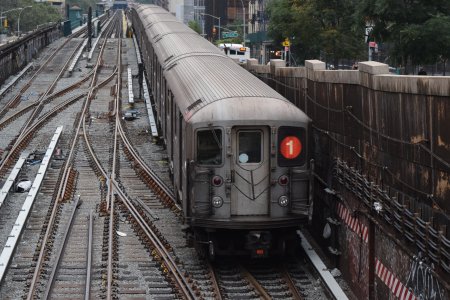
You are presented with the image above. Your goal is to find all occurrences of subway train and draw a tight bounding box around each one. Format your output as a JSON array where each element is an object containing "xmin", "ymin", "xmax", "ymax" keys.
[{"xmin": 130, "ymin": 4, "xmax": 312, "ymax": 258}]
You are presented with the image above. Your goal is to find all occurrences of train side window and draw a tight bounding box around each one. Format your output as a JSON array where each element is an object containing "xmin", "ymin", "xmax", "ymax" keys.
[
  {"xmin": 238, "ymin": 131, "xmax": 262, "ymax": 164},
  {"xmin": 197, "ymin": 129, "xmax": 222, "ymax": 165}
]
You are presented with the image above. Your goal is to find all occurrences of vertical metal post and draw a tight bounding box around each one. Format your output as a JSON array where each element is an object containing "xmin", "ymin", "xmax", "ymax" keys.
[
  {"xmin": 368, "ymin": 216, "xmax": 375, "ymax": 300},
  {"xmin": 87, "ymin": 7, "xmax": 92, "ymax": 50},
  {"xmin": 138, "ymin": 64, "xmax": 143, "ymax": 98},
  {"xmin": 240, "ymin": 0, "xmax": 246, "ymax": 47}
]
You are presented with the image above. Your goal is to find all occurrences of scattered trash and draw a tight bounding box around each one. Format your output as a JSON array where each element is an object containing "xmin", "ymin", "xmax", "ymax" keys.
[
  {"xmin": 330, "ymin": 268, "xmax": 342, "ymax": 277},
  {"xmin": 373, "ymin": 202, "xmax": 383, "ymax": 213},
  {"xmin": 322, "ymin": 223, "xmax": 331, "ymax": 239},
  {"xmin": 123, "ymin": 110, "xmax": 139, "ymax": 121},
  {"xmin": 26, "ymin": 150, "xmax": 44, "ymax": 165},
  {"xmin": 16, "ymin": 179, "xmax": 32, "ymax": 192},
  {"xmin": 116, "ymin": 231, "xmax": 127, "ymax": 237}
]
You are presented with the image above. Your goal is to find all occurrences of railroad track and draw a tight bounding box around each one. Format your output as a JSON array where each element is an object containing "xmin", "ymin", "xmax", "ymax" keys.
[{"xmin": 0, "ymin": 10, "xmax": 347, "ymax": 300}]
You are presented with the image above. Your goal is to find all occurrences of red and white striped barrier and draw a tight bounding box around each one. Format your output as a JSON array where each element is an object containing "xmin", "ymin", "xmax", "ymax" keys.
[
  {"xmin": 375, "ymin": 258, "xmax": 417, "ymax": 300},
  {"xmin": 336, "ymin": 202, "xmax": 369, "ymax": 243}
]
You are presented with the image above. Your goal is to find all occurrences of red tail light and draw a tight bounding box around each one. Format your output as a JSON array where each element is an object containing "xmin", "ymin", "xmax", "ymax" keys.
[
  {"xmin": 278, "ymin": 175, "xmax": 289, "ymax": 186},
  {"xmin": 212, "ymin": 175, "xmax": 223, "ymax": 187}
]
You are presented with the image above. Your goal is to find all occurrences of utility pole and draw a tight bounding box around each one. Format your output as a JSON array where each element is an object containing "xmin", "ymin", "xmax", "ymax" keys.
[{"xmin": 239, "ymin": 0, "xmax": 246, "ymax": 47}]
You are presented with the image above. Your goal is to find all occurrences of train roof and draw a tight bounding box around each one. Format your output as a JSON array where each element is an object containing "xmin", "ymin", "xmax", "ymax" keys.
[{"xmin": 134, "ymin": 4, "xmax": 310, "ymax": 124}]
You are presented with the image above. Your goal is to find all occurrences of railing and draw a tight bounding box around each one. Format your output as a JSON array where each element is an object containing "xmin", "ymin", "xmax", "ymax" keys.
[{"xmin": 335, "ymin": 159, "xmax": 450, "ymax": 274}]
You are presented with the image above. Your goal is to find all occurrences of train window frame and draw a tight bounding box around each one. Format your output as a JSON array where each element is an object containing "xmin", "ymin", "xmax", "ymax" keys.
[
  {"xmin": 237, "ymin": 130, "xmax": 263, "ymax": 165},
  {"xmin": 196, "ymin": 128, "xmax": 223, "ymax": 166}
]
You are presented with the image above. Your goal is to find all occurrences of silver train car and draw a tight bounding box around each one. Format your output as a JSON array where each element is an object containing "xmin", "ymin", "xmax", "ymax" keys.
[{"xmin": 131, "ymin": 4, "xmax": 312, "ymax": 258}]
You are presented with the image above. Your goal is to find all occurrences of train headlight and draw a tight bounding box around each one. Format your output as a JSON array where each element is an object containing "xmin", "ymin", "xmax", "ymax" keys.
[
  {"xmin": 278, "ymin": 195, "xmax": 289, "ymax": 207},
  {"xmin": 212, "ymin": 196, "xmax": 223, "ymax": 208},
  {"xmin": 212, "ymin": 175, "xmax": 223, "ymax": 187},
  {"xmin": 278, "ymin": 175, "xmax": 289, "ymax": 186}
]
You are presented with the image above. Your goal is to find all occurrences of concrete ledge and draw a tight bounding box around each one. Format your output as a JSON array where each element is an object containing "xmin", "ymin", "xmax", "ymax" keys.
[
  {"xmin": 246, "ymin": 58, "xmax": 258, "ymax": 67},
  {"xmin": 312, "ymin": 70, "xmax": 360, "ymax": 85},
  {"xmin": 373, "ymin": 75, "xmax": 450, "ymax": 96},
  {"xmin": 275, "ymin": 67, "xmax": 306, "ymax": 78},
  {"xmin": 359, "ymin": 61, "xmax": 389, "ymax": 75},
  {"xmin": 298, "ymin": 230, "xmax": 349, "ymax": 300},
  {"xmin": 251, "ymin": 64, "xmax": 270, "ymax": 74},
  {"xmin": 270, "ymin": 59, "xmax": 286, "ymax": 74},
  {"xmin": 305, "ymin": 60, "xmax": 326, "ymax": 71}
]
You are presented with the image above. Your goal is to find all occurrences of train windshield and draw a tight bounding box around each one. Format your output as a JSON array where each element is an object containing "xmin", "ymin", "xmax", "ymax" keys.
[
  {"xmin": 197, "ymin": 129, "xmax": 222, "ymax": 165},
  {"xmin": 238, "ymin": 131, "xmax": 262, "ymax": 164}
]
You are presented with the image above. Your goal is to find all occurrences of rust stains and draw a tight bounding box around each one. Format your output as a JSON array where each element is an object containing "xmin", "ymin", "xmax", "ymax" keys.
[
  {"xmin": 435, "ymin": 171, "xmax": 450, "ymax": 206},
  {"xmin": 438, "ymin": 136, "xmax": 450, "ymax": 151}
]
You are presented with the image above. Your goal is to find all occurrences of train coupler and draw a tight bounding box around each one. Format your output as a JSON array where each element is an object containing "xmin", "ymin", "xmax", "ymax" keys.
[{"xmin": 246, "ymin": 231, "xmax": 271, "ymax": 258}]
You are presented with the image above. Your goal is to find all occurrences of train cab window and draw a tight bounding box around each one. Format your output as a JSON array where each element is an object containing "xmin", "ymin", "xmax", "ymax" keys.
[
  {"xmin": 197, "ymin": 129, "xmax": 222, "ymax": 165},
  {"xmin": 229, "ymin": 50, "xmax": 236, "ymax": 55},
  {"xmin": 238, "ymin": 131, "xmax": 262, "ymax": 164}
]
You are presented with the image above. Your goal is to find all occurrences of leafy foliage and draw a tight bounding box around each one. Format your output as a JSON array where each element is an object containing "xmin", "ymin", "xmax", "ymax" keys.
[
  {"xmin": 188, "ymin": 20, "xmax": 202, "ymax": 34},
  {"xmin": 266, "ymin": 0, "xmax": 449, "ymax": 67},
  {"xmin": 356, "ymin": 0, "xmax": 450, "ymax": 65},
  {"xmin": 0, "ymin": 0, "xmax": 61, "ymax": 34},
  {"xmin": 266, "ymin": 0, "xmax": 365, "ymax": 65}
]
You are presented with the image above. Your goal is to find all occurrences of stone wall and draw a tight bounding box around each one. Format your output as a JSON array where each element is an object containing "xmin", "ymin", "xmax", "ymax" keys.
[
  {"xmin": 245, "ymin": 59, "xmax": 450, "ymax": 299},
  {"xmin": 0, "ymin": 24, "xmax": 61, "ymax": 87}
]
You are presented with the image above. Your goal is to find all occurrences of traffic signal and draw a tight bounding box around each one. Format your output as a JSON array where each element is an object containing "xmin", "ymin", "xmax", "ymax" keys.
[
  {"xmin": 3, "ymin": 18, "xmax": 8, "ymax": 28},
  {"xmin": 212, "ymin": 26, "xmax": 216, "ymax": 34}
]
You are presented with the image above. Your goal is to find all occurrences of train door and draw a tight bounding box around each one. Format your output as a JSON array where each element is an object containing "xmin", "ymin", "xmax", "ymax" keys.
[{"xmin": 231, "ymin": 127, "xmax": 270, "ymax": 215}]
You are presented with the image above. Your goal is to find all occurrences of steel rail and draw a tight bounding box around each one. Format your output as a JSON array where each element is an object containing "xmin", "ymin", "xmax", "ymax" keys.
[
  {"xmin": 240, "ymin": 265, "xmax": 271, "ymax": 300},
  {"xmin": 0, "ymin": 68, "xmax": 96, "ymax": 131},
  {"xmin": 7, "ymin": 68, "xmax": 115, "ymax": 167},
  {"xmin": 54, "ymin": 13, "xmax": 118, "ymax": 204},
  {"xmin": 207, "ymin": 261, "xmax": 224, "ymax": 300},
  {"xmin": 113, "ymin": 181, "xmax": 198, "ymax": 299},
  {"xmin": 78, "ymin": 12, "xmax": 195, "ymax": 299},
  {"xmin": 25, "ymin": 13, "xmax": 118, "ymax": 299},
  {"xmin": 0, "ymin": 38, "xmax": 86, "ymax": 173},
  {"xmin": 0, "ymin": 34, "xmax": 76, "ymax": 120},
  {"xmin": 84, "ymin": 210, "xmax": 94, "ymax": 300},
  {"xmin": 280, "ymin": 265, "xmax": 304, "ymax": 300},
  {"xmin": 107, "ymin": 14, "xmax": 123, "ymax": 300},
  {"xmin": 42, "ymin": 195, "xmax": 81, "ymax": 299},
  {"xmin": 16, "ymin": 38, "xmax": 82, "ymax": 137},
  {"xmin": 117, "ymin": 124, "xmax": 177, "ymax": 204}
]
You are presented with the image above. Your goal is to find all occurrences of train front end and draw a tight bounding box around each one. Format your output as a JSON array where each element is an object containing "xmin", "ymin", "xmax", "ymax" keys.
[{"xmin": 187, "ymin": 98, "xmax": 312, "ymax": 258}]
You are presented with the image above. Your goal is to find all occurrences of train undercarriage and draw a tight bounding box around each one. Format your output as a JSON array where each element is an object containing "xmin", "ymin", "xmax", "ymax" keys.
[{"xmin": 190, "ymin": 227, "xmax": 302, "ymax": 260}]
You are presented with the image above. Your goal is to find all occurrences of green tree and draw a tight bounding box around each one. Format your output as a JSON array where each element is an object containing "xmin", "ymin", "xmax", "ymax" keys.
[
  {"xmin": 356, "ymin": 0, "xmax": 450, "ymax": 67},
  {"xmin": 267, "ymin": 0, "xmax": 365, "ymax": 66},
  {"xmin": 0, "ymin": 0, "xmax": 61, "ymax": 34},
  {"xmin": 188, "ymin": 20, "xmax": 202, "ymax": 34}
]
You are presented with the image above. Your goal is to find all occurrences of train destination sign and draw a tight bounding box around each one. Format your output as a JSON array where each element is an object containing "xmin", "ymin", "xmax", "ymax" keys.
[{"xmin": 280, "ymin": 136, "xmax": 302, "ymax": 159}]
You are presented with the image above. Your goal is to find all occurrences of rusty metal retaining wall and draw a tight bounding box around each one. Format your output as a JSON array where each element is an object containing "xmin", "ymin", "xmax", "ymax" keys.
[
  {"xmin": 245, "ymin": 59, "xmax": 450, "ymax": 300},
  {"xmin": 0, "ymin": 24, "xmax": 61, "ymax": 87}
]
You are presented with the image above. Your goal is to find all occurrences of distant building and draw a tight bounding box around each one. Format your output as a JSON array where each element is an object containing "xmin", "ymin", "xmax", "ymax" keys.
[
  {"xmin": 168, "ymin": 0, "xmax": 194, "ymax": 24},
  {"xmin": 247, "ymin": 0, "xmax": 273, "ymax": 64},
  {"xmin": 201, "ymin": 0, "xmax": 248, "ymax": 41}
]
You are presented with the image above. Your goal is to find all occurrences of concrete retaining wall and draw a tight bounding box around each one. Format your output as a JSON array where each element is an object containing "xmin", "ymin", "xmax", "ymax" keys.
[
  {"xmin": 245, "ymin": 59, "xmax": 450, "ymax": 300},
  {"xmin": 0, "ymin": 24, "xmax": 61, "ymax": 88}
]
